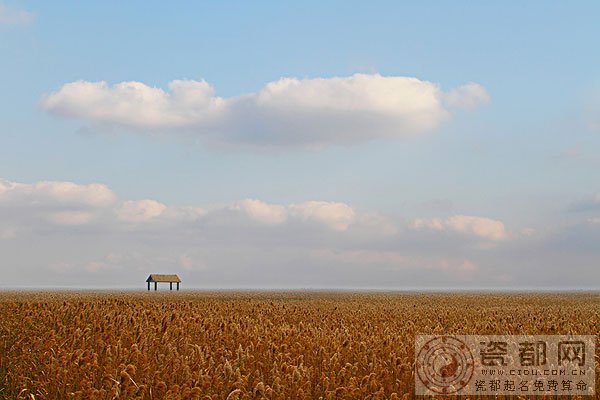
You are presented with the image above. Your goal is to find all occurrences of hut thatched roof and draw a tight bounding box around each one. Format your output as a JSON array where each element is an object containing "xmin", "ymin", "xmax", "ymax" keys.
[{"xmin": 146, "ymin": 274, "xmax": 181, "ymax": 283}]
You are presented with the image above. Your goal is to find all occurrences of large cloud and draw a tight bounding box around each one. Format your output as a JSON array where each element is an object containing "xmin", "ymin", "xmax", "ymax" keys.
[
  {"xmin": 42, "ymin": 80, "xmax": 223, "ymax": 129},
  {"xmin": 42, "ymin": 74, "xmax": 489, "ymax": 148},
  {"xmin": 14, "ymin": 177, "xmax": 599, "ymax": 290},
  {"xmin": 0, "ymin": 179, "xmax": 386, "ymax": 234}
]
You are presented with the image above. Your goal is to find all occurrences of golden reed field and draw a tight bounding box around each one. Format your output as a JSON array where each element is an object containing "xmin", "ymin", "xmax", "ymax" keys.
[{"xmin": 0, "ymin": 292, "xmax": 598, "ymax": 399}]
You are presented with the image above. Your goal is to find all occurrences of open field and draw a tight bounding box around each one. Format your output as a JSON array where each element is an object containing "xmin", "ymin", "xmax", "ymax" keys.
[{"xmin": 0, "ymin": 292, "xmax": 598, "ymax": 399}]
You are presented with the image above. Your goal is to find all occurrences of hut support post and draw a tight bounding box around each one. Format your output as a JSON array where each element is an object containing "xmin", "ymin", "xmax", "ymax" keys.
[
  {"xmin": 177, "ymin": 282, "xmax": 180, "ymax": 291},
  {"xmin": 154, "ymin": 282, "xmax": 157, "ymax": 291},
  {"xmin": 170, "ymin": 282, "xmax": 173, "ymax": 290},
  {"xmin": 147, "ymin": 282, "xmax": 150, "ymax": 291}
]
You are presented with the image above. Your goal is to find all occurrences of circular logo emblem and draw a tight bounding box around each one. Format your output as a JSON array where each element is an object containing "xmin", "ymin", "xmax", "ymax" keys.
[{"xmin": 416, "ymin": 336, "xmax": 474, "ymax": 394}]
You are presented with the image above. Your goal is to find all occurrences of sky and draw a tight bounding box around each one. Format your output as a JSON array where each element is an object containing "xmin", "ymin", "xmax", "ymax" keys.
[{"xmin": 1, "ymin": 1, "xmax": 599, "ymax": 289}]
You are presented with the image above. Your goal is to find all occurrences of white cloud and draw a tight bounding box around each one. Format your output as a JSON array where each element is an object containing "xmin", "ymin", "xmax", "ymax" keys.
[
  {"xmin": 0, "ymin": 3, "xmax": 34, "ymax": 25},
  {"xmin": 289, "ymin": 201, "xmax": 356, "ymax": 231},
  {"xmin": 0, "ymin": 178, "xmax": 505, "ymax": 244},
  {"xmin": 445, "ymin": 83, "xmax": 490, "ymax": 110},
  {"xmin": 0, "ymin": 179, "xmax": 115, "ymax": 230},
  {"xmin": 231, "ymin": 199, "xmax": 287, "ymax": 225},
  {"xmin": 227, "ymin": 199, "xmax": 358, "ymax": 231},
  {"xmin": 42, "ymin": 74, "xmax": 489, "ymax": 148},
  {"xmin": 413, "ymin": 215, "xmax": 507, "ymax": 241},
  {"xmin": 0, "ymin": 179, "xmax": 116, "ymax": 207},
  {"xmin": 2, "ymin": 177, "xmax": 597, "ymax": 289},
  {"xmin": 116, "ymin": 200, "xmax": 167, "ymax": 222},
  {"xmin": 0, "ymin": 178, "xmax": 365, "ymax": 232},
  {"xmin": 445, "ymin": 215, "xmax": 506, "ymax": 240},
  {"xmin": 42, "ymin": 80, "xmax": 223, "ymax": 129}
]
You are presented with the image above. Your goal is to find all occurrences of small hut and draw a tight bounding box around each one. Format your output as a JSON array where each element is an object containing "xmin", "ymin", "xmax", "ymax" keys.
[{"xmin": 146, "ymin": 274, "xmax": 181, "ymax": 291}]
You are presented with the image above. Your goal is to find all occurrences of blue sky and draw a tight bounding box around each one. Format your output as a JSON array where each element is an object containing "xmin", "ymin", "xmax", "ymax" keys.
[{"xmin": 1, "ymin": 1, "xmax": 599, "ymax": 289}]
